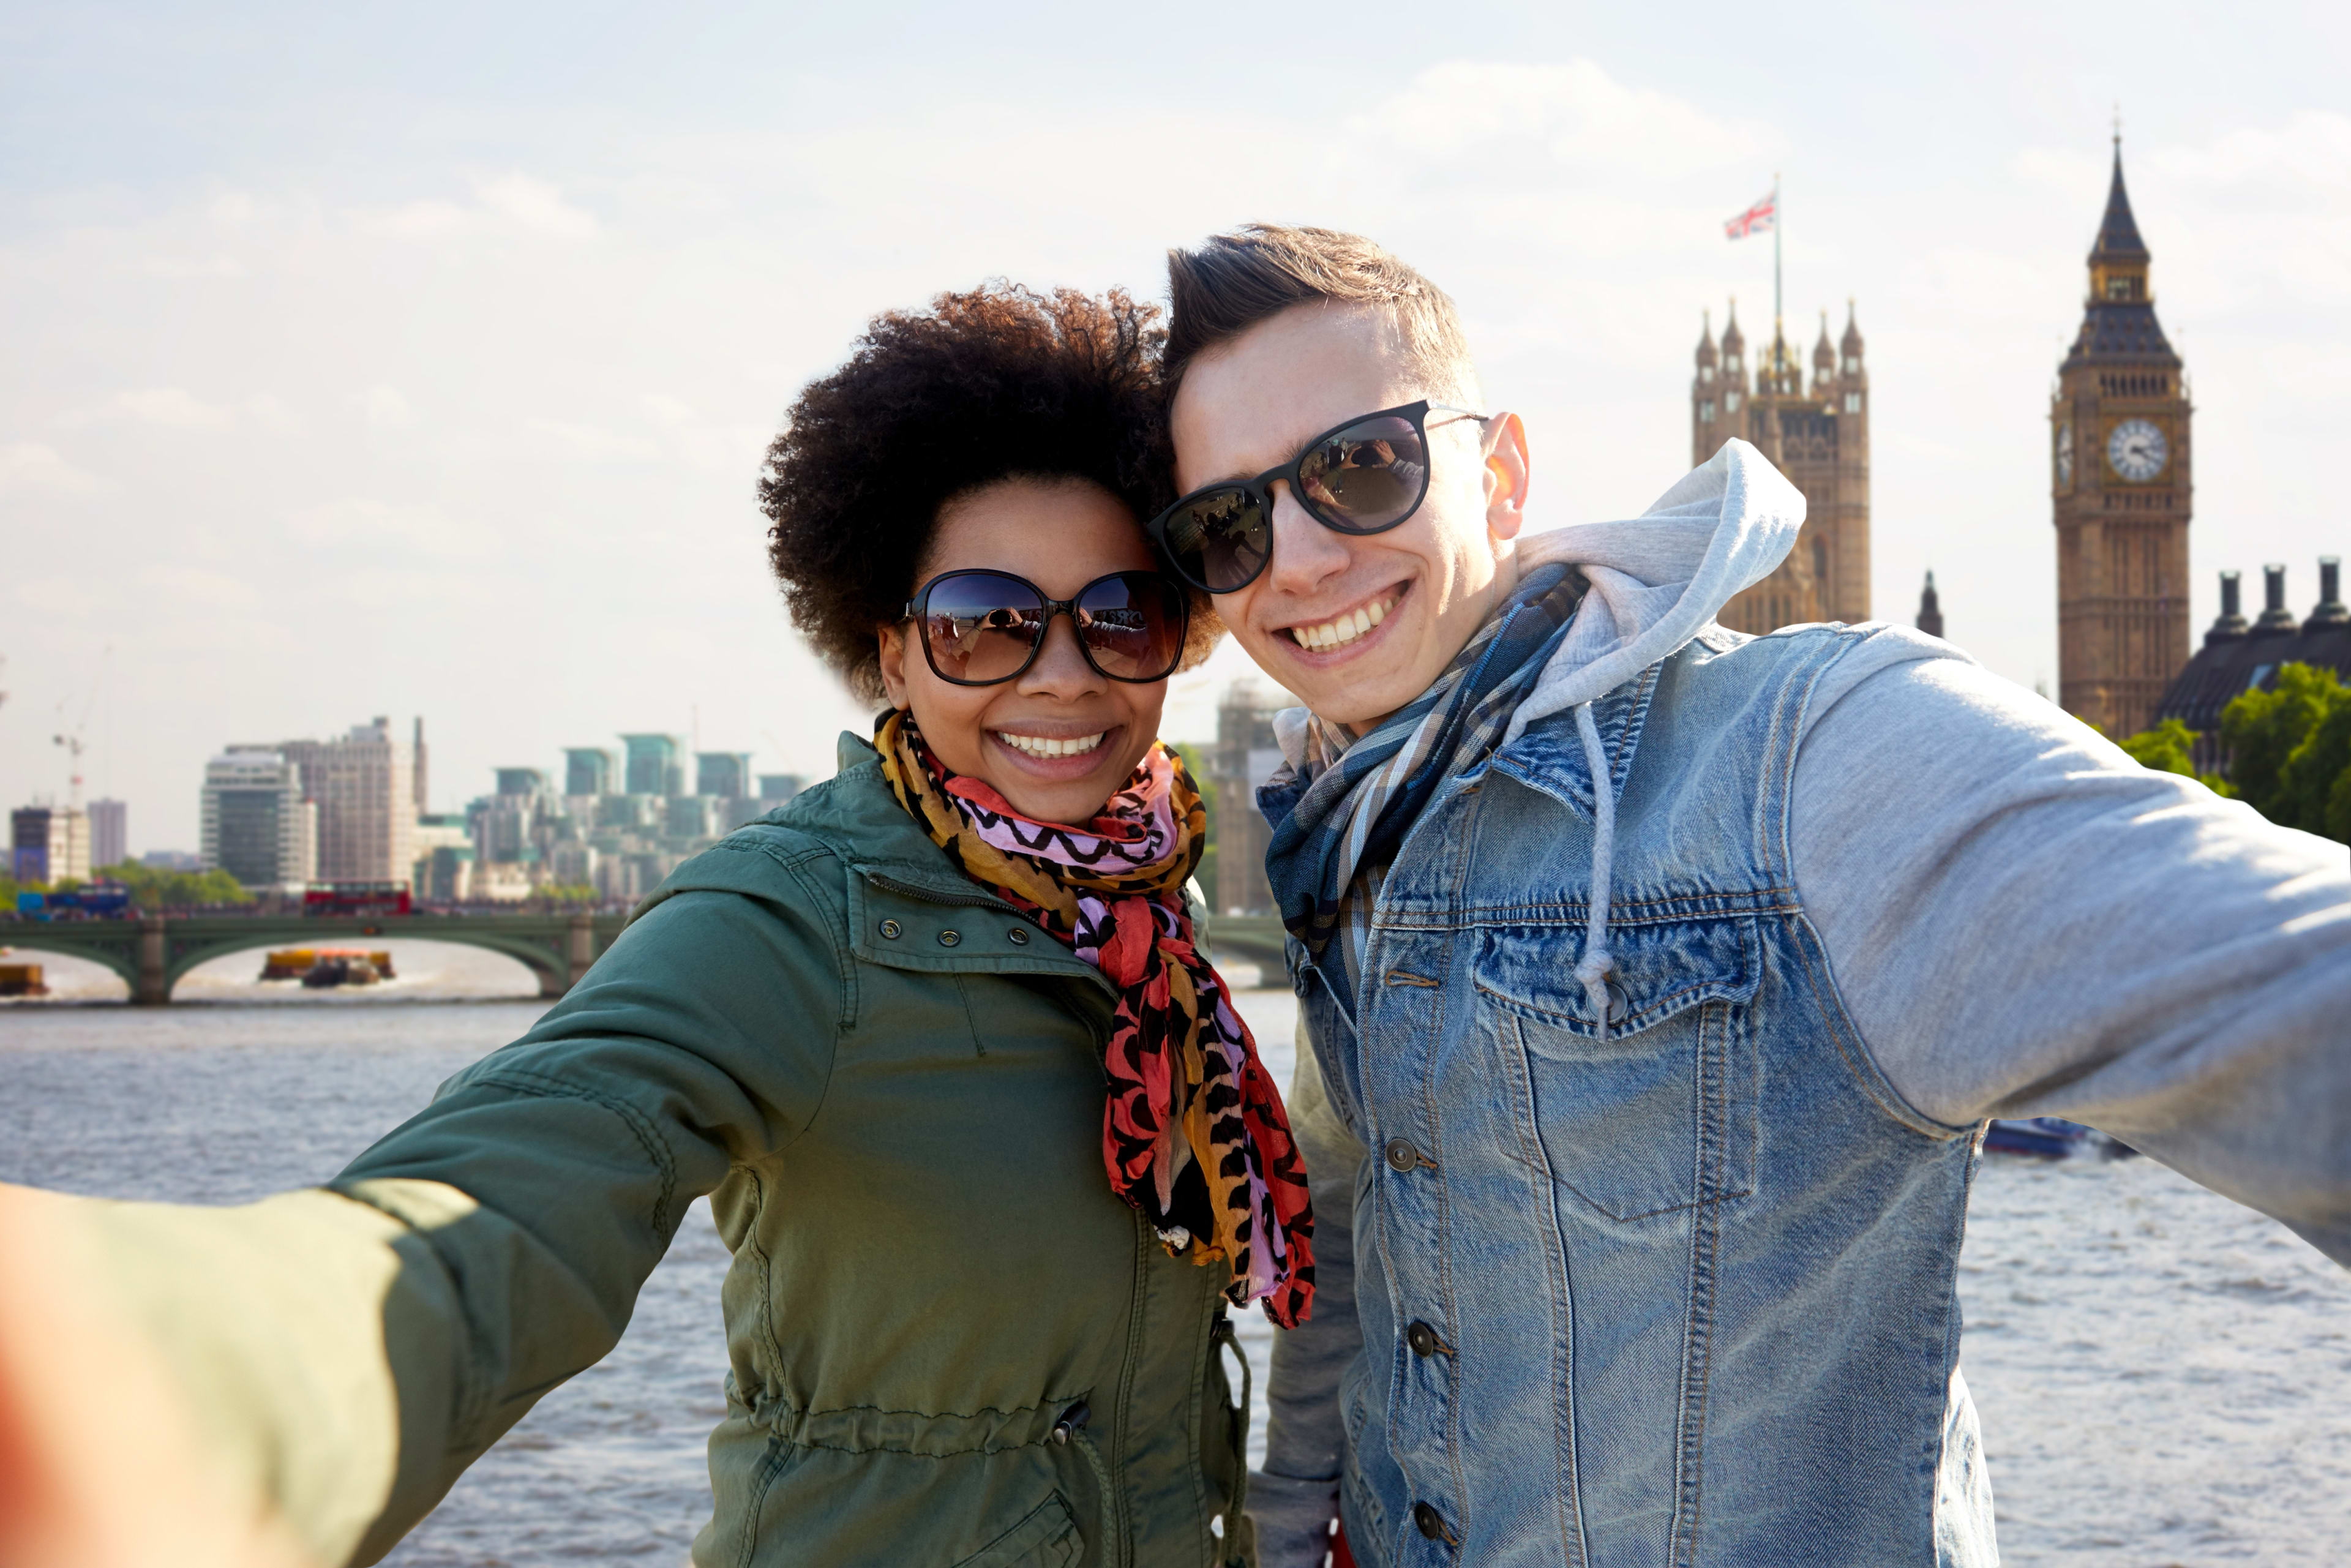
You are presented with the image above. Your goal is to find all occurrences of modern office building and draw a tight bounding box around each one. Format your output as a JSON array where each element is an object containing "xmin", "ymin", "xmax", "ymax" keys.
[
  {"xmin": 412, "ymin": 812, "xmax": 475, "ymax": 902},
  {"xmin": 10, "ymin": 804, "xmax": 90, "ymax": 886},
  {"xmin": 564, "ymin": 748, "xmax": 617, "ymax": 798},
  {"xmin": 697, "ymin": 751, "xmax": 753, "ymax": 799},
  {"xmin": 620, "ymin": 733, "xmax": 683, "ymax": 797},
  {"xmin": 88, "ymin": 798, "xmax": 127, "ymax": 870},
  {"xmin": 199, "ymin": 751, "xmax": 316, "ymax": 890},
  {"xmin": 757, "ymin": 774, "xmax": 806, "ymax": 804},
  {"xmin": 494, "ymin": 767, "xmax": 553, "ymax": 800},
  {"xmin": 277, "ymin": 718, "xmax": 416, "ymax": 885}
]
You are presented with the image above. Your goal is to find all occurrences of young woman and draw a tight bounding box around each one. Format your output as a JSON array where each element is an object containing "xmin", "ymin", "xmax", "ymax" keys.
[{"xmin": 0, "ymin": 285, "xmax": 1310, "ymax": 1568}]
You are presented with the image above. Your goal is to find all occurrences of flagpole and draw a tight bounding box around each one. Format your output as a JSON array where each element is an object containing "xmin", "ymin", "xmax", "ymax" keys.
[{"xmin": 1772, "ymin": 172, "xmax": 1783, "ymax": 351}]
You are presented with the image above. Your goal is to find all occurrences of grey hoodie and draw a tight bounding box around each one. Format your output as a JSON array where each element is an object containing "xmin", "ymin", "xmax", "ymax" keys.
[{"xmin": 1250, "ymin": 440, "xmax": 2351, "ymax": 1567}]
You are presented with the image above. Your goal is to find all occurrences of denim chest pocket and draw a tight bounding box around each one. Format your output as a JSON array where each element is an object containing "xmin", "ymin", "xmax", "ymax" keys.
[{"xmin": 1474, "ymin": 915, "xmax": 1760, "ymax": 1221}]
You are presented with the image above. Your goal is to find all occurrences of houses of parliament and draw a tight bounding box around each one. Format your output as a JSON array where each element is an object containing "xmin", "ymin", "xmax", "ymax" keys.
[{"xmin": 1685, "ymin": 140, "xmax": 2351, "ymax": 743}]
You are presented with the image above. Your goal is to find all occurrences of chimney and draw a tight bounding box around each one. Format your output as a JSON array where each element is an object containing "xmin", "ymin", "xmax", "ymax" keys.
[
  {"xmin": 2308, "ymin": 555, "xmax": 2348, "ymax": 631},
  {"xmin": 2205, "ymin": 570, "xmax": 2248, "ymax": 646},
  {"xmin": 2251, "ymin": 564, "xmax": 2299, "ymax": 637}
]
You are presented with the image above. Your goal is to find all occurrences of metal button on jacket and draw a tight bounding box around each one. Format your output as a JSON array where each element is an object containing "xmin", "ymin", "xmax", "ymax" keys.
[
  {"xmin": 1384, "ymin": 1137, "xmax": 1422, "ymax": 1172},
  {"xmin": 937, "ymin": 929, "xmax": 961, "ymax": 947},
  {"xmin": 1007, "ymin": 927, "xmax": 1030, "ymax": 946},
  {"xmin": 878, "ymin": 919, "xmax": 902, "ymax": 940},
  {"xmin": 1406, "ymin": 1321, "xmax": 1441, "ymax": 1357},
  {"xmin": 1412, "ymin": 1501, "xmax": 1448, "ymax": 1541}
]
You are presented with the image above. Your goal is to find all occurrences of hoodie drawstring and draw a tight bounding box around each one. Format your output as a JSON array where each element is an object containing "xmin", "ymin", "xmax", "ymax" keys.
[{"xmin": 1572, "ymin": 701, "xmax": 1618, "ymax": 1041}]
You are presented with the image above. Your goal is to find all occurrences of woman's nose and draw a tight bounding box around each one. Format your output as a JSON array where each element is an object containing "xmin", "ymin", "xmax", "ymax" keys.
[{"xmin": 1018, "ymin": 611, "xmax": 1106, "ymax": 696}]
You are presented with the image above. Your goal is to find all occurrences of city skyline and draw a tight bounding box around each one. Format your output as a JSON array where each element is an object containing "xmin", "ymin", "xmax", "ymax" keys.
[{"xmin": 5, "ymin": 6, "xmax": 2348, "ymax": 847}]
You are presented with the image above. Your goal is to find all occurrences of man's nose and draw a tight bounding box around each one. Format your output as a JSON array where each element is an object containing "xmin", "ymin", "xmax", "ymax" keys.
[{"xmin": 1263, "ymin": 484, "xmax": 1351, "ymax": 596}]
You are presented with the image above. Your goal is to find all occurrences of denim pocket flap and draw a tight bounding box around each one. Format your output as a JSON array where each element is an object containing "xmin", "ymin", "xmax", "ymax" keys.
[{"xmin": 1472, "ymin": 914, "xmax": 1758, "ymax": 1038}]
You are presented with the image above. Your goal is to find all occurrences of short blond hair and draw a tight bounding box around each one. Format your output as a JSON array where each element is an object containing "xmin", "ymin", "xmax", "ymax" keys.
[{"xmin": 1163, "ymin": 225, "xmax": 1478, "ymax": 402}]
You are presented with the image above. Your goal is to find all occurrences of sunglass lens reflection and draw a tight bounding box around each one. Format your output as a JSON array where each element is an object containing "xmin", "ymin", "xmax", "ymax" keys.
[
  {"xmin": 1166, "ymin": 489, "xmax": 1270, "ymax": 593},
  {"xmin": 921, "ymin": 574, "xmax": 1046, "ymax": 683},
  {"xmin": 1076, "ymin": 574, "xmax": 1185, "ymax": 680},
  {"xmin": 1297, "ymin": 415, "xmax": 1428, "ymax": 532}
]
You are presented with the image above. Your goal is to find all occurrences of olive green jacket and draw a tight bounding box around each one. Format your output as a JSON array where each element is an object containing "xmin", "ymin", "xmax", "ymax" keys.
[{"xmin": 78, "ymin": 734, "xmax": 1253, "ymax": 1568}]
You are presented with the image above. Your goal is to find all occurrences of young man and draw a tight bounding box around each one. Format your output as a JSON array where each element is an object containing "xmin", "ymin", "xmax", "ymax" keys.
[{"xmin": 1152, "ymin": 226, "xmax": 2351, "ymax": 1568}]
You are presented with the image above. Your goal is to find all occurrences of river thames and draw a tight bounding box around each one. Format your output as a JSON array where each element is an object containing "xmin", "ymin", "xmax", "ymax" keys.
[{"xmin": 5, "ymin": 940, "xmax": 2350, "ymax": 1566}]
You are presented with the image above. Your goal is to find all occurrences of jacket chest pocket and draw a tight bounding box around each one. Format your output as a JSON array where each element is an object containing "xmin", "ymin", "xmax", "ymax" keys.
[{"xmin": 1474, "ymin": 915, "xmax": 1759, "ymax": 1223}]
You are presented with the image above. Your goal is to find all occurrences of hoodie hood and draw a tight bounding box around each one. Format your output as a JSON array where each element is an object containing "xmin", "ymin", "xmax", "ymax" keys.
[{"xmin": 1500, "ymin": 437, "xmax": 1804, "ymax": 748}]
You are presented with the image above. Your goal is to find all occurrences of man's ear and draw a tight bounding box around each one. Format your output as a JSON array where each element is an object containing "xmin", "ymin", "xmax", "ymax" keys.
[
  {"xmin": 877, "ymin": 623, "xmax": 912, "ymax": 709},
  {"xmin": 1482, "ymin": 411, "xmax": 1531, "ymax": 544}
]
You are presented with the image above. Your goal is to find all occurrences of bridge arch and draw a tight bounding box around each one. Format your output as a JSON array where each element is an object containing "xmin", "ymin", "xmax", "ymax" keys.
[{"xmin": 0, "ymin": 912, "xmax": 628, "ymax": 1003}]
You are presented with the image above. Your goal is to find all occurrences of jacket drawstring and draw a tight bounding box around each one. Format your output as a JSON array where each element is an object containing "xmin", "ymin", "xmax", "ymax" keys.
[{"xmin": 1572, "ymin": 702, "xmax": 1618, "ymax": 1041}]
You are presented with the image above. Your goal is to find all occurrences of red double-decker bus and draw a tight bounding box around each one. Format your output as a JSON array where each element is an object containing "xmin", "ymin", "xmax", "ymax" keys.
[{"xmin": 303, "ymin": 881, "xmax": 413, "ymax": 917}]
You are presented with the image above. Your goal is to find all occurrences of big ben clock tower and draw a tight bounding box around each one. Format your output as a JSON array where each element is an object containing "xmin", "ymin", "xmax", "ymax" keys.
[{"xmin": 2053, "ymin": 135, "xmax": 2192, "ymax": 738}]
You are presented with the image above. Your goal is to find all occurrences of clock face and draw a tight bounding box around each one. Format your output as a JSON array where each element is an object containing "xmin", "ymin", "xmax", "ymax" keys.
[
  {"xmin": 2107, "ymin": 418, "xmax": 2168, "ymax": 482},
  {"xmin": 2056, "ymin": 422, "xmax": 2074, "ymax": 487}
]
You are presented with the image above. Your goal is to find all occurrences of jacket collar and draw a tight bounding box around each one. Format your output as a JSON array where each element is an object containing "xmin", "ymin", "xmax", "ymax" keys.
[{"xmin": 1486, "ymin": 660, "xmax": 1664, "ymax": 818}]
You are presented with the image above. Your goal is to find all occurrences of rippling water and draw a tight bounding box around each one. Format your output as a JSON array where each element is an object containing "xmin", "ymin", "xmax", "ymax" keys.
[{"xmin": 5, "ymin": 940, "xmax": 2349, "ymax": 1564}]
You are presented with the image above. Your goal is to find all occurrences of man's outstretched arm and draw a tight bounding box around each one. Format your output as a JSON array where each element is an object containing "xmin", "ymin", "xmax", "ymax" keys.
[{"xmin": 1790, "ymin": 632, "xmax": 2351, "ymax": 1259}]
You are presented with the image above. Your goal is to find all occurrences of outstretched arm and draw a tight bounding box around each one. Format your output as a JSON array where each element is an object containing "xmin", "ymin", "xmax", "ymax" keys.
[
  {"xmin": 2, "ymin": 841, "xmax": 846, "ymax": 1567},
  {"xmin": 1791, "ymin": 633, "xmax": 2351, "ymax": 1261}
]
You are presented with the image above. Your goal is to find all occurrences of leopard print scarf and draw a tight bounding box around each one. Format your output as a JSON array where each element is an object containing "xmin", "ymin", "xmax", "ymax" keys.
[{"xmin": 876, "ymin": 709, "xmax": 1314, "ymax": 1327}]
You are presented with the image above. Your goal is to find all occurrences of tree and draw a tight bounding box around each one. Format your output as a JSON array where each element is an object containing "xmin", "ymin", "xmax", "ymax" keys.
[
  {"xmin": 91, "ymin": 861, "xmax": 254, "ymax": 909},
  {"xmin": 2116, "ymin": 718, "xmax": 2237, "ymax": 798},
  {"xmin": 2216, "ymin": 662, "xmax": 2351, "ymax": 846}
]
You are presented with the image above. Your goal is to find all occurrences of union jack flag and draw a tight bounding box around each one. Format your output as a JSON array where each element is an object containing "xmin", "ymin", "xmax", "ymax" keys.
[{"xmin": 1724, "ymin": 192, "xmax": 1775, "ymax": 240}]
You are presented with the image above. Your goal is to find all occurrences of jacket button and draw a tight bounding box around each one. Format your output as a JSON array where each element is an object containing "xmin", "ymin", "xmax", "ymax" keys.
[
  {"xmin": 1007, "ymin": 927, "xmax": 1030, "ymax": 946},
  {"xmin": 878, "ymin": 919, "xmax": 902, "ymax": 939},
  {"xmin": 1384, "ymin": 1137, "xmax": 1422, "ymax": 1172},
  {"xmin": 1406, "ymin": 1321, "xmax": 1440, "ymax": 1357},
  {"xmin": 1412, "ymin": 1501, "xmax": 1447, "ymax": 1541},
  {"xmin": 937, "ymin": 929, "xmax": 961, "ymax": 947}
]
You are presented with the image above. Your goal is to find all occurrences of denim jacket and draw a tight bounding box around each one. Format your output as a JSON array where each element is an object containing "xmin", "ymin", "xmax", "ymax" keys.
[{"xmin": 1287, "ymin": 625, "xmax": 1993, "ymax": 1568}]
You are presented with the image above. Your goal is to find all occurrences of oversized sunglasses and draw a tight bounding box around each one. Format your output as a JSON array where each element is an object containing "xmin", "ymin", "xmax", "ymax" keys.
[
  {"xmin": 901, "ymin": 568, "xmax": 1190, "ymax": 686},
  {"xmin": 1146, "ymin": 399, "xmax": 1490, "ymax": 595}
]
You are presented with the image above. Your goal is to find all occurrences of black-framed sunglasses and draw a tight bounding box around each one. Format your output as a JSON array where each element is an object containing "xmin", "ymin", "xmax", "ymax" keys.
[
  {"xmin": 1146, "ymin": 399, "xmax": 1490, "ymax": 595},
  {"xmin": 901, "ymin": 568, "xmax": 1190, "ymax": 687}
]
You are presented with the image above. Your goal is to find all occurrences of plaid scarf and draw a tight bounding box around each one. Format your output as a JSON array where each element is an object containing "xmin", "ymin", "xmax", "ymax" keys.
[
  {"xmin": 876, "ymin": 710, "xmax": 1314, "ymax": 1327},
  {"xmin": 1260, "ymin": 562, "xmax": 1588, "ymax": 1018}
]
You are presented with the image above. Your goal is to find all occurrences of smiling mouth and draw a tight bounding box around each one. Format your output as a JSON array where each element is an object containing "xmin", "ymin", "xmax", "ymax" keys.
[
  {"xmin": 1286, "ymin": 586, "xmax": 1403, "ymax": 653},
  {"xmin": 994, "ymin": 730, "xmax": 1107, "ymax": 759}
]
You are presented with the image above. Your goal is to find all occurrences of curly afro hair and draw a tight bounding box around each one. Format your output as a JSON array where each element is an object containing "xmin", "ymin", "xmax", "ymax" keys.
[{"xmin": 761, "ymin": 283, "xmax": 1218, "ymax": 703}]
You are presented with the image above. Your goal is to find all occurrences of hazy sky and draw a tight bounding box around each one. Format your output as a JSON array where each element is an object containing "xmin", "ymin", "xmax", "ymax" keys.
[{"xmin": 5, "ymin": 1, "xmax": 2347, "ymax": 849}]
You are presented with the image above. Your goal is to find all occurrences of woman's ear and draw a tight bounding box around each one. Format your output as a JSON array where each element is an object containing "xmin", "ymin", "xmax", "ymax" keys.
[{"xmin": 877, "ymin": 623, "xmax": 912, "ymax": 710}]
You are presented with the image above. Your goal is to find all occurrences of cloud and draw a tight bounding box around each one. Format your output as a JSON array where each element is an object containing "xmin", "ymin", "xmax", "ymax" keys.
[
  {"xmin": 139, "ymin": 563, "xmax": 259, "ymax": 607},
  {"xmin": 354, "ymin": 173, "xmax": 598, "ymax": 242},
  {"xmin": 285, "ymin": 497, "xmax": 500, "ymax": 560},
  {"xmin": 525, "ymin": 417, "xmax": 660, "ymax": 461},
  {"xmin": 64, "ymin": 387, "xmax": 239, "ymax": 430},
  {"xmin": 359, "ymin": 385, "xmax": 414, "ymax": 429},
  {"xmin": 1354, "ymin": 59, "xmax": 1776, "ymax": 183},
  {"xmin": 0, "ymin": 441, "xmax": 108, "ymax": 495}
]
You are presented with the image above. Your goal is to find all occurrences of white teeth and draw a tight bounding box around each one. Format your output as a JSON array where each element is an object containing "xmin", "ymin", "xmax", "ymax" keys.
[
  {"xmin": 1289, "ymin": 591, "xmax": 1400, "ymax": 652},
  {"xmin": 997, "ymin": 730, "xmax": 1106, "ymax": 759}
]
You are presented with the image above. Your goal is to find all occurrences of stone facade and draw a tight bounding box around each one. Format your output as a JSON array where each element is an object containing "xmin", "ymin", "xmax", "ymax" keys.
[
  {"xmin": 2053, "ymin": 140, "xmax": 2194, "ymax": 740},
  {"xmin": 1692, "ymin": 301, "xmax": 1872, "ymax": 634}
]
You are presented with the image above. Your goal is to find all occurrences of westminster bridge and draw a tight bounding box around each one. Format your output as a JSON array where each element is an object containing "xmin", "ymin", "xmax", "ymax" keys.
[
  {"xmin": 0, "ymin": 912, "xmax": 1294, "ymax": 1005},
  {"xmin": 0, "ymin": 911, "xmax": 630, "ymax": 1004}
]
